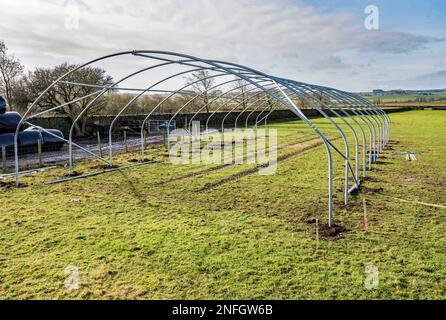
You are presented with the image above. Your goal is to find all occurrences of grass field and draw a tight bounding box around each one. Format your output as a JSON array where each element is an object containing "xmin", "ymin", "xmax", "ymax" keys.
[
  {"xmin": 0, "ymin": 110, "xmax": 445, "ymax": 299},
  {"xmin": 364, "ymin": 90, "xmax": 446, "ymax": 105}
]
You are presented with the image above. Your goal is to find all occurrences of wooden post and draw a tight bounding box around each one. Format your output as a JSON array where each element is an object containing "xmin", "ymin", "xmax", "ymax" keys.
[
  {"xmin": 363, "ymin": 198, "xmax": 370, "ymax": 234},
  {"xmin": 163, "ymin": 129, "xmax": 168, "ymax": 148},
  {"xmin": 2, "ymin": 145, "xmax": 6, "ymax": 174},
  {"xmin": 124, "ymin": 130, "xmax": 128, "ymax": 153},
  {"xmin": 37, "ymin": 139, "xmax": 43, "ymax": 167},
  {"xmin": 97, "ymin": 131, "xmax": 103, "ymax": 158}
]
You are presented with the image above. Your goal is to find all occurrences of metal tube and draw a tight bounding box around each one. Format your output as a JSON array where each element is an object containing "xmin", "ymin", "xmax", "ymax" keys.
[
  {"xmin": 283, "ymin": 80, "xmax": 354, "ymax": 206},
  {"xmin": 108, "ymin": 62, "xmax": 230, "ymax": 165}
]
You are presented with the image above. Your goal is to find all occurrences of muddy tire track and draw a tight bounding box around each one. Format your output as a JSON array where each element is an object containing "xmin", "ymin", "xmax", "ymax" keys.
[
  {"xmin": 197, "ymin": 139, "xmax": 330, "ymax": 193},
  {"xmin": 151, "ymin": 134, "xmax": 321, "ymax": 187}
]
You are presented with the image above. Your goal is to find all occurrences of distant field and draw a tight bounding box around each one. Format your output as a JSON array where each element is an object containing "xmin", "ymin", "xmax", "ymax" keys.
[
  {"xmin": 383, "ymin": 101, "xmax": 446, "ymax": 107},
  {"xmin": 0, "ymin": 110, "xmax": 445, "ymax": 299},
  {"xmin": 363, "ymin": 91, "xmax": 446, "ymax": 107}
]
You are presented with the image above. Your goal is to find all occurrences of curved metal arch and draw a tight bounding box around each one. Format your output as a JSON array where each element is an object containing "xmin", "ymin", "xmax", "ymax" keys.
[
  {"xmin": 259, "ymin": 84, "xmax": 362, "ymax": 191},
  {"xmin": 296, "ymin": 84, "xmax": 362, "ymax": 190},
  {"xmin": 168, "ymin": 76, "xmax": 268, "ymax": 132},
  {"xmin": 13, "ymin": 50, "xmax": 392, "ymax": 228},
  {"xmin": 252, "ymin": 95, "xmax": 287, "ymax": 129},
  {"xmin": 218, "ymin": 83, "xmax": 280, "ymax": 132},
  {"xmin": 108, "ymin": 65, "xmax": 256, "ymax": 165},
  {"xmin": 351, "ymin": 95, "xmax": 385, "ymax": 152},
  {"xmin": 138, "ymin": 72, "xmax": 240, "ymax": 161},
  {"xmin": 279, "ymin": 80, "xmax": 356, "ymax": 205},
  {"xmin": 269, "ymin": 80, "xmax": 335, "ymax": 226},
  {"xmin": 253, "ymin": 94, "xmax": 285, "ymax": 129},
  {"xmin": 351, "ymin": 93, "xmax": 390, "ymax": 146},
  {"xmin": 181, "ymin": 59, "xmax": 337, "ymax": 226},
  {"xmin": 247, "ymin": 93, "xmax": 284, "ymax": 130},
  {"xmin": 189, "ymin": 81, "xmax": 268, "ymax": 130},
  {"xmin": 67, "ymin": 64, "xmax": 222, "ymax": 173},
  {"xmin": 330, "ymin": 89, "xmax": 379, "ymax": 166},
  {"xmin": 342, "ymin": 92, "xmax": 384, "ymax": 156},
  {"xmin": 307, "ymin": 85, "xmax": 375, "ymax": 176},
  {"xmin": 278, "ymin": 82, "xmax": 352, "ymax": 158},
  {"xmin": 235, "ymin": 87, "xmax": 279, "ymax": 129},
  {"xmin": 184, "ymin": 78, "xmax": 273, "ymax": 131},
  {"xmin": 353, "ymin": 97, "xmax": 385, "ymax": 154},
  {"xmin": 319, "ymin": 88, "xmax": 372, "ymax": 176},
  {"xmin": 185, "ymin": 78, "xmax": 268, "ymax": 130},
  {"xmin": 137, "ymin": 70, "xmax": 268, "ymax": 161},
  {"xmin": 343, "ymin": 91, "xmax": 386, "ymax": 148},
  {"xmin": 13, "ymin": 50, "xmax": 232, "ymax": 181}
]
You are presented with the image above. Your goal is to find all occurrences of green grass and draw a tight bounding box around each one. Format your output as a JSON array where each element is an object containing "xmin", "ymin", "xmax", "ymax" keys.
[
  {"xmin": 0, "ymin": 110, "xmax": 445, "ymax": 299},
  {"xmin": 364, "ymin": 91, "xmax": 446, "ymax": 104}
]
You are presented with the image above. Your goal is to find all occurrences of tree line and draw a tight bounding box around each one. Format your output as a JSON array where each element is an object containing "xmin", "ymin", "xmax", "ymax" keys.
[{"xmin": 1, "ymin": 40, "xmax": 285, "ymax": 136}]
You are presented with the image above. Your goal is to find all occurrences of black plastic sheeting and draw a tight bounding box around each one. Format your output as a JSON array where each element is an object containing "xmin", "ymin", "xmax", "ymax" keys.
[
  {"xmin": 0, "ymin": 129, "xmax": 65, "ymax": 147},
  {"xmin": 0, "ymin": 96, "xmax": 65, "ymax": 158},
  {"xmin": 1, "ymin": 95, "xmax": 65, "ymax": 147},
  {"xmin": 0, "ymin": 133, "xmax": 14, "ymax": 147},
  {"xmin": 0, "ymin": 112, "xmax": 22, "ymax": 134},
  {"xmin": 18, "ymin": 130, "xmax": 43, "ymax": 146},
  {"xmin": 26, "ymin": 128, "xmax": 64, "ymax": 144},
  {"xmin": 0, "ymin": 96, "xmax": 6, "ymax": 114}
]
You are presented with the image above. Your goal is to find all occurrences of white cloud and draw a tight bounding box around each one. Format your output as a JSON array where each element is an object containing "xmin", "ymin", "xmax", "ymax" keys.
[{"xmin": 0, "ymin": 0, "xmax": 443, "ymax": 91}]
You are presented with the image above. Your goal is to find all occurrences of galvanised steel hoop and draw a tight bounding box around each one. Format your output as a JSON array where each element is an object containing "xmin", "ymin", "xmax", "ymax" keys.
[
  {"xmin": 352, "ymin": 93, "xmax": 390, "ymax": 145},
  {"xmin": 252, "ymin": 85, "xmax": 363, "ymax": 196},
  {"xmin": 332, "ymin": 90, "xmax": 379, "ymax": 165},
  {"xmin": 342, "ymin": 92, "xmax": 384, "ymax": 155},
  {"xmin": 315, "ymin": 87, "xmax": 371, "ymax": 177},
  {"xmin": 283, "ymin": 81, "xmax": 362, "ymax": 201},
  {"xmin": 168, "ymin": 78, "xmax": 273, "ymax": 132},
  {"xmin": 13, "ymin": 50, "xmax": 390, "ymax": 228},
  {"xmin": 274, "ymin": 80, "xmax": 356, "ymax": 206},
  {"xmin": 193, "ymin": 82, "xmax": 276, "ymax": 131},
  {"xmin": 108, "ymin": 71, "xmax": 265, "ymax": 165}
]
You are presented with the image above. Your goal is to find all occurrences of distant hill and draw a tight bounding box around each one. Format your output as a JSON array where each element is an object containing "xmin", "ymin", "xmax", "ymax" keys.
[{"xmin": 360, "ymin": 88, "xmax": 446, "ymax": 106}]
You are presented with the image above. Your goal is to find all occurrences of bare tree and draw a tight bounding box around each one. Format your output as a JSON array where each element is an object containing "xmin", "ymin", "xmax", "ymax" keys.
[
  {"xmin": 184, "ymin": 70, "xmax": 216, "ymax": 113},
  {"xmin": 0, "ymin": 40, "xmax": 24, "ymax": 109},
  {"xmin": 16, "ymin": 63, "xmax": 113, "ymax": 136},
  {"xmin": 231, "ymin": 78, "xmax": 250, "ymax": 111}
]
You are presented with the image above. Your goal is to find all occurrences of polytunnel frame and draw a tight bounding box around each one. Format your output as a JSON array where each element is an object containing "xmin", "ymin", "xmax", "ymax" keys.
[
  {"xmin": 12, "ymin": 50, "xmax": 390, "ymax": 227},
  {"xmin": 173, "ymin": 76, "xmax": 363, "ymax": 209},
  {"xmin": 275, "ymin": 81, "xmax": 360, "ymax": 205}
]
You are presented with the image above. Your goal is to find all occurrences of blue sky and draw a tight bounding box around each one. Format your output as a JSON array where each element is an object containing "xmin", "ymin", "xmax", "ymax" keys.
[
  {"xmin": 295, "ymin": 0, "xmax": 446, "ymax": 90},
  {"xmin": 302, "ymin": 0, "xmax": 445, "ymax": 32},
  {"xmin": 0, "ymin": 0, "xmax": 445, "ymax": 91}
]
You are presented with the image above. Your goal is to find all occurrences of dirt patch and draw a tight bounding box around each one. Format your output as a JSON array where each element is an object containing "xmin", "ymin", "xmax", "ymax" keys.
[
  {"xmin": 318, "ymin": 224, "xmax": 347, "ymax": 241},
  {"xmin": 362, "ymin": 186, "xmax": 384, "ymax": 194},
  {"xmin": 64, "ymin": 171, "xmax": 83, "ymax": 178},
  {"xmin": 0, "ymin": 181, "xmax": 28, "ymax": 189},
  {"xmin": 0, "ymin": 181, "xmax": 16, "ymax": 189},
  {"xmin": 89, "ymin": 164, "xmax": 120, "ymax": 170},
  {"xmin": 362, "ymin": 176, "xmax": 381, "ymax": 182},
  {"xmin": 333, "ymin": 199, "xmax": 365, "ymax": 210},
  {"xmin": 305, "ymin": 217, "xmax": 318, "ymax": 224}
]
